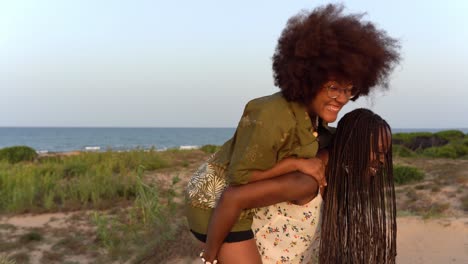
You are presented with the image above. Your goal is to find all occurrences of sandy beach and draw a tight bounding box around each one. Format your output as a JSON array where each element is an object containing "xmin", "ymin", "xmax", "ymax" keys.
[
  {"xmin": 396, "ymin": 217, "xmax": 468, "ymax": 264},
  {"xmin": 1, "ymin": 213, "xmax": 467, "ymax": 263}
]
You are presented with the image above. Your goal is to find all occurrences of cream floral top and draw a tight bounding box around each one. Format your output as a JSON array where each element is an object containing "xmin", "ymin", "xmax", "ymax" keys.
[{"xmin": 252, "ymin": 195, "xmax": 323, "ymax": 264}]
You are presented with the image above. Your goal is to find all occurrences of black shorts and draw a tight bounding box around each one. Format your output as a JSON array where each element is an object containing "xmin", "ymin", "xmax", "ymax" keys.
[{"xmin": 190, "ymin": 229, "xmax": 254, "ymax": 243}]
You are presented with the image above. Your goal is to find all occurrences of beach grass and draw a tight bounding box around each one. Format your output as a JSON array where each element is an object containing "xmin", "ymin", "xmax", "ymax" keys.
[
  {"xmin": 0, "ymin": 147, "xmax": 205, "ymax": 263},
  {"xmin": 0, "ymin": 254, "xmax": 17, "ymax": 264},
  {"xmin": 89, "ymin": 166, "xmax": 188, "ymax": 262},
  {"xmin": 0, "ymin": 149, "xmax": 171, "ymax": 214}
]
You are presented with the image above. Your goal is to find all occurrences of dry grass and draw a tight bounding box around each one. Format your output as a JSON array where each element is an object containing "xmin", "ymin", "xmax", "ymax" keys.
[{"xmin": 394, "ymin": 157, "xmax": 468, "ymax": 218}]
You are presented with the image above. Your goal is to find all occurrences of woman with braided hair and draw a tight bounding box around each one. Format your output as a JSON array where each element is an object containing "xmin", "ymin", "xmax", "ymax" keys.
[{"xmin": 319, "ymin": 109, "xmax": 396, "ymax": 264}]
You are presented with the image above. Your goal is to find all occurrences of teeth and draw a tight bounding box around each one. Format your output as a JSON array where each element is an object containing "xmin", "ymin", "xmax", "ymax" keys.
[{"xmin": 327, "ymin": 105, "xmax": 340, "ymax": 112}]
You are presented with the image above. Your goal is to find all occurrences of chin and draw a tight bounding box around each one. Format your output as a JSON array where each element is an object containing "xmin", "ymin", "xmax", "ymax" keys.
[{"xmin": 322, "ymin": 115, "xmax": 337, "ymax": 123}]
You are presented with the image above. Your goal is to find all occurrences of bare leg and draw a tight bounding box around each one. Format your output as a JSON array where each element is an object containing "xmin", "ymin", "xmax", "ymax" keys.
[
  {"xmin": 199, "ymin": 239, "xmax": 262, "ymax": 264},
  {"xmin": 203, "ymin": 172, "xmax": 319, "ymax": 262}
]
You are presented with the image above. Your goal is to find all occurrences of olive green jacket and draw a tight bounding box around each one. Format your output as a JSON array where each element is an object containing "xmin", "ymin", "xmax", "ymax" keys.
[{"xmin": 185, "ymin": 92, "xmax": 333, "ymax": 234}]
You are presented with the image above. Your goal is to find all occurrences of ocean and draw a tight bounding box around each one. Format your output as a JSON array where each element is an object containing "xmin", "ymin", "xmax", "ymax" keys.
[{"xmin": 0, "ymin": 127, "xmax": 466, "ymax": 153}]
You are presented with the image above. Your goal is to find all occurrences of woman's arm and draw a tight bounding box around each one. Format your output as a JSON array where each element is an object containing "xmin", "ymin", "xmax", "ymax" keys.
[
  {"xmin": 202, "ymin": 171, "xmax": 320, "ymax": 262},
  {"xmin": 250, "ymin": 156, "xmax": 326, "ymax": 186},
  {"xmin": 250, "ymin": 149, "xmax": 329, "ymax": 188}
]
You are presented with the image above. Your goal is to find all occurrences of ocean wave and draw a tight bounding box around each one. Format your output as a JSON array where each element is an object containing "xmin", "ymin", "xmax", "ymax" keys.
[
  {"xmin": 84, "ymin": 146, "xmax": 101, "ymax": 151},
  {"xmin": 179, "ymin": 145, "xmax": 200, "ymax": 150}
]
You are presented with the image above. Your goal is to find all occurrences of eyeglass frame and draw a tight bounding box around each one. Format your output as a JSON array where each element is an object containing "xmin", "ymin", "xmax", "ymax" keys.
[{"xmin": 326, "ymin": 84, "xmax": 358, "ymax": 99}]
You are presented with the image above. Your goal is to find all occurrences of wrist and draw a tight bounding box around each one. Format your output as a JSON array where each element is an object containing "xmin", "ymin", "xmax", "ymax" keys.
[
  {"xmin": 293, "ymin": 158, "xmax": 304, "ymax": 172},
  {"xmin": 200, "ymin": 250, "xmax": 218, "ymax": 264}
]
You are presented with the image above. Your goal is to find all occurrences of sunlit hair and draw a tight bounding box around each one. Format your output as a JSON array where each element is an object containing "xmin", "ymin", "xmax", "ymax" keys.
[
  {"xmin": 273, "ymin": 4, "xmax": 400, "ymax": 104},
  {"xmin": 319, "ymin": 108, "xmax": 396, "ymax": 263}
]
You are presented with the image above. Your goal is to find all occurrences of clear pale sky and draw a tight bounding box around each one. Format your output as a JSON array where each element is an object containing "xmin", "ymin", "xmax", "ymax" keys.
[{"xmin": 1, "ymin": 0, "xmax": 467, "ymax": 128}]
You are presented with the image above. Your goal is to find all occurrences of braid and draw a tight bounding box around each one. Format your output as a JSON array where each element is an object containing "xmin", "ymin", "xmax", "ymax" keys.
[{"xmin": 319, "ymin": 108, "xmax": 396, "ymax": 263}]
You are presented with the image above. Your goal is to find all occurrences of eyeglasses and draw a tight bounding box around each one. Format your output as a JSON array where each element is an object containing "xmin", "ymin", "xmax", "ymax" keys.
[{"xmin": 326, "ymin": 84, "xmax": 358, "ymax": 99}]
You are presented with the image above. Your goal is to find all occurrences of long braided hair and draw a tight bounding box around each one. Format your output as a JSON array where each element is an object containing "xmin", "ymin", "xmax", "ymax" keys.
[{"xmin": 319, "ymin": 108, "xmax": 396, "ymax": 263}]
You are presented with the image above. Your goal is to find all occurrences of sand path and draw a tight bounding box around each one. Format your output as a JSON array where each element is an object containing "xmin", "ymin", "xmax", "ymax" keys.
[
  {"xmin": 396, "ymin": 217, "xmax": 468, "ymax": 264},
  {"xmin": 1, "ymin": 215, "xmax": 467, "ymax": 263}
]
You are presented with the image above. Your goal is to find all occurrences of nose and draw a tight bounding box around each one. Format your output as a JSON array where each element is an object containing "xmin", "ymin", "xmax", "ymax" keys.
[{"xmin": 334, "ymin": 92, "xmax": 349, "ymax": 104}]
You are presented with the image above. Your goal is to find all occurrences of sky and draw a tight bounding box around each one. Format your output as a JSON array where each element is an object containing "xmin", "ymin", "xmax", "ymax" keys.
[{"xmin": 1, "ymin": 0, "xmax": 467, "ymax": 128}]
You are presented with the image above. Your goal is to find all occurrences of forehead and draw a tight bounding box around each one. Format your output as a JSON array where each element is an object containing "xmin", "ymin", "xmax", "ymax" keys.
[{"xmin": 323, "ymin": 79, "xmax": 354, "ymax": 87}]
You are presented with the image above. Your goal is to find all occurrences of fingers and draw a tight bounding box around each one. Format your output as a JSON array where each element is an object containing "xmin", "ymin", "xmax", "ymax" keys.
[
  {"xmin": 318, "ymin": 176, "xmax": 327, "ymax": 188},
  {"xmin": 319, "ymin": 185, "xmax": 326, "ymax": 197},
  {"xmin": 318, "ymin": 158, "xmax": 327, "ymax": 187},
  {"xmin": 300, "ymin": 158, "xmax": 327, "ymax": 188},
  {"xmin": 317, "ymin": 160, "xmax": 326, "ymax": 187}
]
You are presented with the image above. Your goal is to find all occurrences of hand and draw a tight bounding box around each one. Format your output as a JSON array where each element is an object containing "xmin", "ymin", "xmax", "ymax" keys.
[{"xmin": 297, "ymin": 158, "xmax": 327, "ymax": 189}]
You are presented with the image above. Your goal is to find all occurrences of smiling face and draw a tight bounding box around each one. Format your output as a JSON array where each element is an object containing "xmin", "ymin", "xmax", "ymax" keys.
[{"xmin": 308, "ymin": 80, "xmax": 354, "ymax": 123}]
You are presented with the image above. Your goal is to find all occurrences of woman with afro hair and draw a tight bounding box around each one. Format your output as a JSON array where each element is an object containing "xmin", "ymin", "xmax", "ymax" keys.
[{"xmin": 185, "ymin": 4, "xmax": 400, "ymax": 263}]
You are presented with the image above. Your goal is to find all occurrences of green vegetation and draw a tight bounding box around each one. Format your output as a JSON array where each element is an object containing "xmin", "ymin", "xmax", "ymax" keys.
[
  {"xmin": 393, "ymin": 165, "xmax": 425, "ymax": 185},
  {"xmin": 392, "ymin": 145, "xmax": 415, "ymax": 157},
  {"xmin": 0, "ymin": 146, "xmax": 38, "ymax": 164},
  {"xmin": 0, "ymin": 146, "xmax": 210, "ymax": 262},
  {"xmin": 91, "ymin": 167, "xmax": 184, "ymax": 262},
  {"xmin": 392, "ymin": 130, "xmax": 468, "ymax": 159},
  {"xmin": 422, "ymin": 144, "xmax": 467, "ymax": 159},
  {"xmin": 0, "ymin": 149, "xmax": 170, "ymax": 213},
  {"xmin": 200, "ymin": 144, "xmax": 221, "ymax": 154},
  {"xmin": 434, "ymin": 130, "xmax": 465, "ymax": 141}
]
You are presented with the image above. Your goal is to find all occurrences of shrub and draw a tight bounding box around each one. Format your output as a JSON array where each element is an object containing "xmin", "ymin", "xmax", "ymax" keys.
[
  {"xmin": 393, "ymin": 165, "xmax": 425, "ymax": 185},
  {"xmin": 0, "ymin": 146, "xmax": 37, "ymax": 164},
  {"xmin": 392, "ymin": 133, "xmax": 448, "ymax": 151},
  {"xmin": 392, "ymin": 132, "xmax": 433, "ymax": 144},
  {"xmin": 392, "ymin": 145, "xmax": 415, "ymax": 157},
  {"xmin": 200, "ymin": 145, "xmax": 220, "ymax": 154},
  {"xmin": 19, "ymin": 231, "xmax": 43, "ymax": 243},
  {"xmin": 434, "ymin": 130, "xmax": 465, "ymax": 141},
  {"xmin": 422, "ymin": 144, "xmax": 466, "ymax": 159},
  {"xmin": 463, "ymin": 138, "xmax": 468, "ymax": 147}
]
